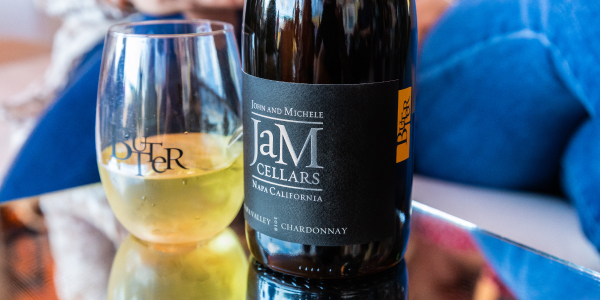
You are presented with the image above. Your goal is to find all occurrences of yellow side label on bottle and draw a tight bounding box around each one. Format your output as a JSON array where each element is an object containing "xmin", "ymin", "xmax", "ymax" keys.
[{"xmin": 397, "ymin": 87, "xmax": 412, "ymax": 163}]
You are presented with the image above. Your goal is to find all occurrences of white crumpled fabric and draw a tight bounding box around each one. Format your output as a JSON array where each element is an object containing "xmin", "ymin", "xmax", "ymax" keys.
[{"xmin": 39, "ymin": 184, "xmax": 128, "ymax": 300}]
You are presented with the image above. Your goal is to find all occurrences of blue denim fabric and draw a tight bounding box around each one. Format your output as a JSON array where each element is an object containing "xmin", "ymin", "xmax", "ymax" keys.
[
  {"xmin": 0, "ymin": 14, "xmax": 184, "ymax": 202},
  {"xmin": 0, "ymin": 43, "xmax": 104, "ymax": 201},
  {"xmin": 415, "ymin": 0, "xmax": 600, "ymax": 191}
]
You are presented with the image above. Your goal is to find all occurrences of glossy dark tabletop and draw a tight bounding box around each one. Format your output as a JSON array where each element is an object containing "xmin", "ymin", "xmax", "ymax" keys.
[{"xmin": 1, "ymin": 194, "xmax": 599, "ymax": 300}]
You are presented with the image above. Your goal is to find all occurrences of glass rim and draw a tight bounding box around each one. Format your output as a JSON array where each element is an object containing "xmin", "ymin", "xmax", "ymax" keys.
[{"xmin": 107, "ymin": 19, "xmax": 234, "ymax": 38}]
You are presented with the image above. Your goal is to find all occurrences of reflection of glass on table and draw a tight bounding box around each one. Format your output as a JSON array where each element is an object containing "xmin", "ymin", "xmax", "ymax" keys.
[
  {"xmin": 108, "ymin": 229, "xmax": 247, "ymax": 300},
  {"xmin": 1, "ymin": 196, "xmax": 600, "ymax": 300}
]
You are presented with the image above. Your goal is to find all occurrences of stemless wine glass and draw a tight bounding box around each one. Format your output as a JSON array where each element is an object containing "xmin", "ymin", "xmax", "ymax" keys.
[{"xmin": 96, "ymin": 20, "xmax": 243, "ymax": 244}]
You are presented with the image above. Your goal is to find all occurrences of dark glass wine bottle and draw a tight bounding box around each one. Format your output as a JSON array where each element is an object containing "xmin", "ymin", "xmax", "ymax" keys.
[
  {"xmin": 242, "ymin": 0, "xmax": 416, "ymax": 278},
  {"xmin": 247, "ymin": 258, "xmax": 408, "ymax": 299}
]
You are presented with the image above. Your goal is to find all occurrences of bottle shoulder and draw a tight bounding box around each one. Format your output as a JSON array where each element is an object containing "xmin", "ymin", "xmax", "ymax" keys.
[{"xmin": 242, "ymin": 0, "xmax": 413, "ymax": 84}]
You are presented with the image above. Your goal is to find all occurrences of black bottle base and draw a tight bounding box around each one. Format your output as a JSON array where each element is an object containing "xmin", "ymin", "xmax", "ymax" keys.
[{"xmin": 245, "ymin": 215, "xmax": 409, "ymax": 279}]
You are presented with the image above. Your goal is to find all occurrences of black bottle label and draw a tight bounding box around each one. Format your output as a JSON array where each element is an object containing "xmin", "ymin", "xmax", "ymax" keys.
[{"xmin": 243, "ymin": 72, "xmax": 411, "ymax": 246}]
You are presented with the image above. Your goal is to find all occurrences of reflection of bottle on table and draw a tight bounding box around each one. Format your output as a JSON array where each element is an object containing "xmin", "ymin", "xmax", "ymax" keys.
[{"xmin": 247, "ymin": 258, "xmax": 408, "ymax": 300}]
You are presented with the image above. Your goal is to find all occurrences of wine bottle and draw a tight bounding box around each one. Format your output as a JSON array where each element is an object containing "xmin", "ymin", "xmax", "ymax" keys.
[
  {"xmin": 242, "ymin": 0, "xmax": 416, "ymax": 278},
  {"xmin": 247, "ymin": 258, "xmax": 408, "ymax": 299}
]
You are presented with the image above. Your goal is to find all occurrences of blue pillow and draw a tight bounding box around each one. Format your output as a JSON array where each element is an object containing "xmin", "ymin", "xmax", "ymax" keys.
[
  {"xmin": 562, "ymin": 119, "xmax": 600, "ymax": 251},
  {"xmin": 415, "ymin": 0, "xmax": 600, "ymax": 192}
]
